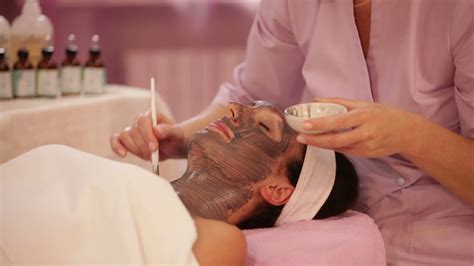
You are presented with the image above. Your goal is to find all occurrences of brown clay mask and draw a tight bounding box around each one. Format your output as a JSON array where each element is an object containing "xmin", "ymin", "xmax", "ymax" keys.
[{"xmin": 172, "ymin": 101, "xmax": 297, "ymax": 221}]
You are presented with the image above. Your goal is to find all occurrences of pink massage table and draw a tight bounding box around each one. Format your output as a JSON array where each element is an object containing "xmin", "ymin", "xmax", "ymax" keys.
[{"xmin": 244, "ymin": 211, "xmax": 386, "ymax": 265}]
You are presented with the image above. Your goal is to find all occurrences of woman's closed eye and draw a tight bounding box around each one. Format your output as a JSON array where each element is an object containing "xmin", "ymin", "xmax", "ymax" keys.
[
  {"xmin": 259, "ymin": 122, "xmax": 270, "ymax": 132},
  {"xmin": 230, "ymin": 109, "xmax": 237, "ymax": 120},
  {"xmin": 257, "ymin": 119, "xmax": 283, "ymax": 142},
  {"xmin": 251, "ymin": 105, "xmax": 284, "ymax": 142}
]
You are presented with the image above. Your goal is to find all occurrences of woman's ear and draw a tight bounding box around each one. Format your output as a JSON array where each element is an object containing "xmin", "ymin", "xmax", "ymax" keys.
[{"xmin": 259, "ymin": 178, "xmax": 295, "ymax": 206}]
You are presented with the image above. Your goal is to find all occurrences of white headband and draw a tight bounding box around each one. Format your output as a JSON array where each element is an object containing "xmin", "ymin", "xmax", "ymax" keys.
[{"xmin": 275, "ymin": 146, "xmax": 336, "ymax": 226}]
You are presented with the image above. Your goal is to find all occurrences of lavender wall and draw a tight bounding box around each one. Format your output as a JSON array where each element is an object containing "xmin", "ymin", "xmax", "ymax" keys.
[
  {"xmin": 51, "ymin": 2, "xmax": 256, "ymax": 85},
  {"xmin": 2, "ymin": 0, "xmax": 257, "ymax": 120}
]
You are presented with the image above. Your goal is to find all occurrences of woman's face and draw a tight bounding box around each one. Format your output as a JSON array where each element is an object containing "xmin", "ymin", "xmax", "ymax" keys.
[
  {"xmin": 173, "ymin": 101, "xmax": 303, "ymax": 221},
  {"xmin": 190, "ymin": 101, "xmax": 298, "ymax": 183}
]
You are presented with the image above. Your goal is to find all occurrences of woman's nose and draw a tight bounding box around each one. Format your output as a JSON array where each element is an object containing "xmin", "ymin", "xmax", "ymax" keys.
[{"xmin": 226, "ymin": 102, "xmax": 242, "ymax": 123}]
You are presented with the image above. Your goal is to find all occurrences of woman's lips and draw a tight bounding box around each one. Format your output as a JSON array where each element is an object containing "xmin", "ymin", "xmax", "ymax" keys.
[{"xmin": 207, "ymin": 121, "xmax": 234, "ymax": 142}]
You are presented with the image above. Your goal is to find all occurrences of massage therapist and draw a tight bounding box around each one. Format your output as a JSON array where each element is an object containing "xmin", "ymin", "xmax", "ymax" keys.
[{"xmin": 111, "ymin": 0, "xmax": 474, "ymax": 264}]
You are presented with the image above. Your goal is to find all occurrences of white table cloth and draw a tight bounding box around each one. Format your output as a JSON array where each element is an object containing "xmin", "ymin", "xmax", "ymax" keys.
[{"xmin": 0, "ymin": 84, "xmax": 186, "ymax": 180}]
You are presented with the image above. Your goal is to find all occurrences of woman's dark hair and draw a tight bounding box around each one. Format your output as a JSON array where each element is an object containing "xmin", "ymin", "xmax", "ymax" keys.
[{"xmin": 238, "ymin": 148, "xmax": 359, "ymax": 229}]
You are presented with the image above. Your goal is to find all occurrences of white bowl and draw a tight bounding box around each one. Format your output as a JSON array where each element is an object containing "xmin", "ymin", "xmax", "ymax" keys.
[{"xmin": 284, "ymin": 102, "xmax": 348, "ymax": 134}]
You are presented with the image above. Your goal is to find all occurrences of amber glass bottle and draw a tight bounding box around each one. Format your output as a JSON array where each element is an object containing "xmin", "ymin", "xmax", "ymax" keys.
[
  {"xmin": 60, "ymin": 34, "xmax": 81, "ymax": 95},
  {"xmin": 12, "ymin": 48, "xmax": 35, "ymax": 97},
  {"xmin": 0, "ymin": 48, "xmax": 13, "ymax": 99},
  {"xmin": 37, "ymin": 45, "xmax": 58, "ymax": 97},
  {"xmin": 83, "ymin": 35, "xmax": 106, "ymax": 94}
]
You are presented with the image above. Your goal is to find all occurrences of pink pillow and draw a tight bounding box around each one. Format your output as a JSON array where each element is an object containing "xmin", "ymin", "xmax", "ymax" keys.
[{"xmin": 244, "ymin": 211, "xmax": 386, "ymax": 265}]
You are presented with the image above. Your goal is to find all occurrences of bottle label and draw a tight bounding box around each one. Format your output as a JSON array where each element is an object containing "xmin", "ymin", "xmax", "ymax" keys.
[
  {"xmin": 60, "ymin": 66, "xmax": 82, "ymax": 94},
  {"xmin": 0, "ymin": 71, "xmax": 13, "ymax": 99},
  {"xmin": 37, "ymin": 69, "xmax": 59, "ymax": 97},
  {"xmin": 13, "ymin": 69, "xmax": 35, "ymax": 97},
  {"xmin": 83, "ymin": 67, "xmax": 106, "ymax": 94}
]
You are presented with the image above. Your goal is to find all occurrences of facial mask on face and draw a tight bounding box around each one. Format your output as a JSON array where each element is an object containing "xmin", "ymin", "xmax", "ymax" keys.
[{"xmin": 172, "ymin": 103, "xmax": 296, "ymax": 221}]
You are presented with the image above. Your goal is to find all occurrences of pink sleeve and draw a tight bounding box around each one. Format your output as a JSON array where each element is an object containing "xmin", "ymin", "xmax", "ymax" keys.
[
  {"xmin": 213, "ymin": 0, "xmax": 306, "ymax": 107},
  {"xmin": 452, "ymin": 0, "xmax": 474, "ymax": 138}
]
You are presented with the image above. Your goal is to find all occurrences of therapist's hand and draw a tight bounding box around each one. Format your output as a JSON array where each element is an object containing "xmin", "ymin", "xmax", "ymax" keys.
[
  {"xmin": 110, "ymin": 111, "xmax": 187, "ymax": 161},
  {"xmin": 296, "ymin": 98, "xmax": 422, "ymax": 158}
]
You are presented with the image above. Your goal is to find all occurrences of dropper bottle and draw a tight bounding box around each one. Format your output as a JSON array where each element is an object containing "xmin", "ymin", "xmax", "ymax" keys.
[
  {"xmin": 60, "ymin": 34, "xmax": 81, "ymax": 95},
  {"xmin": 12, "ymin": 46, "xmax": 35, "ymax": 97},
  {"xmin": 37, "ymin": 35, "xmax": 58, "ymax": 97},
  {"xmin": 0, "ymin": 15, "xmax": 11, "ymax": 68},
  {"xmin": 0, "ymin": 48, "xmax": 12, "ymax": 99},
  {"xmin": 83, "ymin": 34, "xmax": 106, "ymax": 94}
]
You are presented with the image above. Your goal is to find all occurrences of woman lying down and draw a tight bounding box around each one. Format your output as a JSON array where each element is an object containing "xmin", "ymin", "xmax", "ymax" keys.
[{"xmin": 0, "ymin": 101, "xmax": 358, "ymax": 265}]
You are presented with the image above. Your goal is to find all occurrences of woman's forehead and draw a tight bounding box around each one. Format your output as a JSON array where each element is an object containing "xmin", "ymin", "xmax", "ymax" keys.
[
  {"xmin": 245, "ymin": 101, "xmax": 291, "ymax": 130},
  {"xmin": 248, "ymin": 101, "xmax": 284, "ymax": 112}
]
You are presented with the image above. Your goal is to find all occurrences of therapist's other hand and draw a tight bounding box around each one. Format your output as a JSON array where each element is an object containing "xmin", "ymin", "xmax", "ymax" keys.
[
  {"xmin": 297, "ymin": 98, "xmax": 421, "ymax": 158},
  {"xmin": 110, "ymin": 111, "xmax": 186, "ymax": 161}
]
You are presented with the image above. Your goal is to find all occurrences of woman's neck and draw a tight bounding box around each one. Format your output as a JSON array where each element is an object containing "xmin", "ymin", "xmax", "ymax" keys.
[{"xmin": 171, "ymin": 168, "xmax": 253, "ymax": 222}]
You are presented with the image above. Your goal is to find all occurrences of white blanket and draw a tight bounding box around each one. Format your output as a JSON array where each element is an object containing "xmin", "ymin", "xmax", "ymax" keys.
[{"xmin": 0, "ymin": 145, "xmax": 198, "ymax": 265}]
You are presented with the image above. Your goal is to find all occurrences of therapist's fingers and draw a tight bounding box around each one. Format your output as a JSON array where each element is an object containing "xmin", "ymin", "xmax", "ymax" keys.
[
  {"xmin": 303, "ymin": 108, "xmax": 366, "ymax": 133},
  {"xmin": 315, "ymin": 97, "xmax": 369, "ymax": 110},
  {"xmin": 129, "ymin": 126, "xmax": 151, "ymax": 160},
  {"xmin": 153, "ymin": 124, "xmax": 187, "ymax": 160},
  {"xmin": 136, "ymin": 111, "xmax": 159, "ymax": 152},
  {"xmin": 117, "ymin": 128, "xmax": 142, "ymax": 157},
  {"xmin": 153, "ymin": 123, "xmax": 184, "ymax": 141},
  {"xmin": 298, "ymin": 127, "xmax": 365, "ymax": 149},
  {"xmin": 110, "ymin": 133, "xmax": 127, "ymax": 157}
]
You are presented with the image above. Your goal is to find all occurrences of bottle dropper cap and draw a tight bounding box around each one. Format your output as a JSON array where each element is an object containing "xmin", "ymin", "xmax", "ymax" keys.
[
  {"xmin": 66, "ymin": 34, "xmax": 78, "ymax": 56},
  {"xmin": 42, "ymin": 46, "xmax": 54, "ymax": 57},
  {"xmin": 89, "ymin": 34, "xmax": 101, "ymax": 56},
  {"xmin": 0, "ymin": 48, "xmax": 5, "ymax": 60},
  {"xmin": 41, "ymin": 34, "xmax": 54, "ymax": 57},
  {"xmin": 18, "ymin": 49, "xmax": 29, "ymax": 59}
]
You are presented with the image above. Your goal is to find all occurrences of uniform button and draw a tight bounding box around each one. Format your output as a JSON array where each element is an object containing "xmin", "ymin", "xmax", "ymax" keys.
[{"xmin": 397, "ymin": 177, "xmax": 406, "ymax": 186}]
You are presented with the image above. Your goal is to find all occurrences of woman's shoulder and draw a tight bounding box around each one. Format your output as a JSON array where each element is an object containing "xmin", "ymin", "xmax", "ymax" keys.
[{"xmin": 192, "ymin": 217, "xmax": 247, "ymax": 266}]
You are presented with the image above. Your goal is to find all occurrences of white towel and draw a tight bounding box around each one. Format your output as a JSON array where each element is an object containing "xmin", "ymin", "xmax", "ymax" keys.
[{"xmin": 0, "ymin": 145, "xmax": 198, "ymax": 265}]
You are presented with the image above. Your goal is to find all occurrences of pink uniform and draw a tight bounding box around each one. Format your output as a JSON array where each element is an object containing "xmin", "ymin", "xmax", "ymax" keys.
[{"xmin": 213, "ymin": 0, "xmax": 474, "ymax": 264}]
